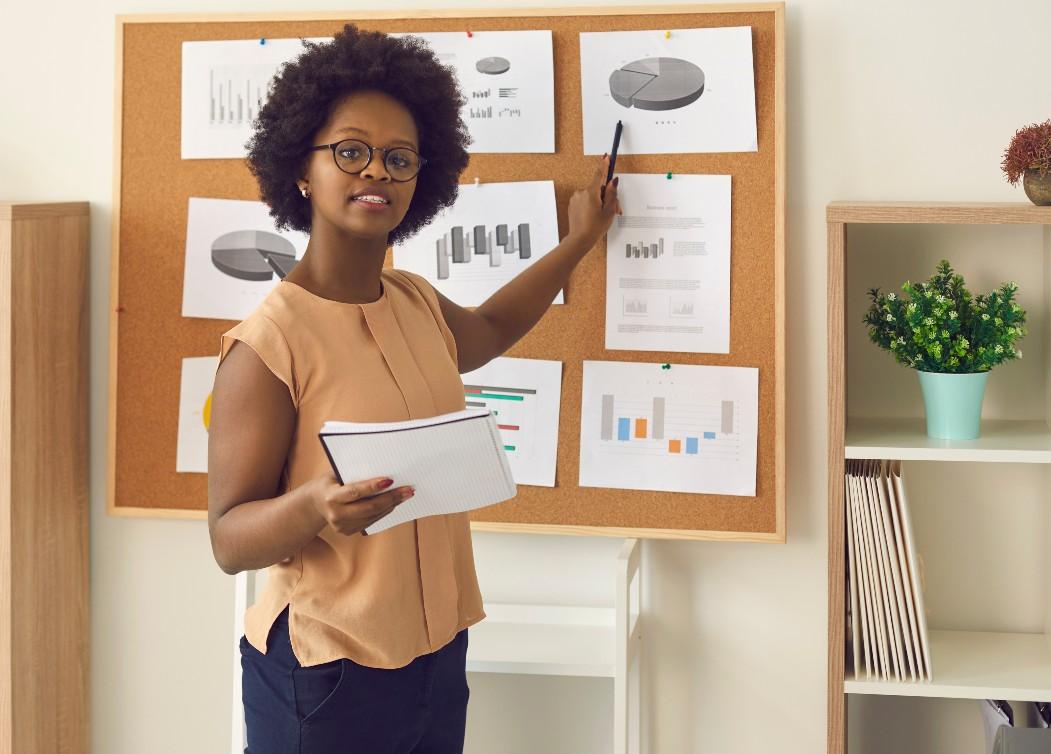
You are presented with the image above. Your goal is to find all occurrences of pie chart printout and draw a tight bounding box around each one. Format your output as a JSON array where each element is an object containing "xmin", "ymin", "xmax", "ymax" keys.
[
  {"xmin": 210, "ymin": 229, "xmax": 297, "ymax": 282},
  {"xmin": 476, "ymin": 56, "xmax": 511, "ymax": 75},
  {"xmin": 609, "ymin": 57, "xmax": 705, "ymax": 111}
]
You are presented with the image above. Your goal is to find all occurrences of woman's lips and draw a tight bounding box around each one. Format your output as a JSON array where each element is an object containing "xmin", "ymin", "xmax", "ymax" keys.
[{"xmin": 349, "ymin": 195, "xmax": 392, "ymax": 212}]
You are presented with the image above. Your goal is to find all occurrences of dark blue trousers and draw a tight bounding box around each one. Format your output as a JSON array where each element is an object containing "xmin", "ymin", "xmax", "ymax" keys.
[{"xmin": 241, "ymin": 607, "xmax": 469, "ymax": 753}]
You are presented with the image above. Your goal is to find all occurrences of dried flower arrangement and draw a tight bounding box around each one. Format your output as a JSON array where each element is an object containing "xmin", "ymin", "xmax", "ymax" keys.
[{"xmin": 1001, "ymin": 119, "xmax": 1051, "ymax": 186}]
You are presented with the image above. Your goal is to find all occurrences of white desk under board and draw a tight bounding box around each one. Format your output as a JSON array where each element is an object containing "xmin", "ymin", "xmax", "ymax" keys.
[{"xmin": 231, "ymin": 538, "xmax": 642, "ymax": 754}]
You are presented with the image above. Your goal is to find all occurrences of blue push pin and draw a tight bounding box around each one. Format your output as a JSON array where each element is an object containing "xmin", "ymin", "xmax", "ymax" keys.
[
  {"xmin": 661, "ymin": 363, "xmax": 671, "ymax": 370},
  {"xmin": 259, "ymin": 38, "xmax": 267, "ymax": 45}
]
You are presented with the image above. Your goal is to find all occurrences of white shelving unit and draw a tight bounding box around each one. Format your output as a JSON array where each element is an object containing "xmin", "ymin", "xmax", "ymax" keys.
[
  {"xmin": 827, "ymin": 202, "xmax": 1051, "ymax": 754},
  {"xmin": 466, "ymin": 603, "xmax": 616, "ymax": 677},
  {"xmin": 845, "ymin": 630, "xmax": 1051, "ymax": 701},
  {"xmin": 846, "ymin": 418, "xmax": 1051, "ymax": 464},
  {"xmin": 231, "ymin": 538, "xmax": 642, "ymax": 754}
]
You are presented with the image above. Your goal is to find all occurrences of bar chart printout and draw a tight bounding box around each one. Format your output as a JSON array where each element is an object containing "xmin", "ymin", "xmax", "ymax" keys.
[
  {"xmin": 388, "ymin": 30, "xmax": 555, "ymax": 153},
  {"xmin": 459, "ymin": 357, "xmax": 563, "ymax": 487},
  {"xmin": 605, "ymin": 174, "xmax": 732, "ymax": 354},
  {"xmin": 393, "ymin": 180, "xmax": 562, "ymax": 306},
  {"xmin": 182, "ymin": 38, "xmax": 327, "ymax": 159},
  {"xmin": 580, "ymin": 360, "xmax": 758, "ymax": 496}
]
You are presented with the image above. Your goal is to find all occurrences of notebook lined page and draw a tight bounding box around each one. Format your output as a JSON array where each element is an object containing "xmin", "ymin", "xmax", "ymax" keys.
[{"xmin": 320, "ymin": 411, "xmax": 516, "ymax": 534}]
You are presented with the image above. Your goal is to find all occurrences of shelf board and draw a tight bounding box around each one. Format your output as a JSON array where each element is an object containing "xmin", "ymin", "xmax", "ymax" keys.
[
  {"xmin": 845, "ymin": 418, "xmax": 1051, "ymax": 463},
  {"xmin": 846, "ymin": 630, "xmax": 1051, "ymax": 701},
  {"xmin": 466, "ymin": 603, "xmax": 616, "ymax": 678},
  {"xmin": 827, "ymin": 201, "xmax": 1051, "ymax": 225}
]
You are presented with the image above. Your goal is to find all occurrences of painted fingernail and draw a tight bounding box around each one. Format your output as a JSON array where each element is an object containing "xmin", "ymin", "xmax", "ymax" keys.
[
  {"xmin": 401, "ymin": 488, "xmax": 416, "ymax": 501},
  {"xmin": 378, "ymin": 478, "xmax": 394, "ymax": 490},
  {"xmin": 613, "ymin": 176, "xmax": 620, "ymax": 186}
]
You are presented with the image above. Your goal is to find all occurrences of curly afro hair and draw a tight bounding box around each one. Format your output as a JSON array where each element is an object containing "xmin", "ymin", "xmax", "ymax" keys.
[{"xmin": 245, "ymin": 24, "xmax": 470, "ymax": 244}]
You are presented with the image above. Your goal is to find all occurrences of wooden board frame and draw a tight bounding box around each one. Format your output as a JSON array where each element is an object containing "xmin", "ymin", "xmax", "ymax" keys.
[{"xmin": 108, "ymin": 4, "xmax": 785, "ymax": 542}]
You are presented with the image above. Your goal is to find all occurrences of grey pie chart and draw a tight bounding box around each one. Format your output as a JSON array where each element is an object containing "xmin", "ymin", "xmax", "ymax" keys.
[
  {"xmin": 609, "ymin": 57, "xmax": 705, "ymax": 111},
  {"xmin": 476, "ymin": 56, "xmax": 511, "ymax": 75},
  {"xmin": 211, "ymin": 230, "xmax": 297, "ymax": 282}
]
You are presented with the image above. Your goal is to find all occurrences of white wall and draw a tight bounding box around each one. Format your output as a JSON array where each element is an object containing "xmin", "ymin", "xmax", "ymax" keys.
[{"xmin": 2, "ymin": 0, "xmax": 1050, "ymax": 752}]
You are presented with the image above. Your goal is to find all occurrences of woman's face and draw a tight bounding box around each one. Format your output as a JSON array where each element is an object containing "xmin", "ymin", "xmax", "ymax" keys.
[{"xmin": 300, "ymin": 90, "xmax": 420, "ymax": 242}]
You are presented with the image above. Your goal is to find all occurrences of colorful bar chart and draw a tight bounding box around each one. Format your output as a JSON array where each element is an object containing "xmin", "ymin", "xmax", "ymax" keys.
[
  {"xmin": 601, "ymin": 392, "xmax": 734, "ymax": 455},
  {"xmin": 580, "ymin": 361, "xmax": 759, "ymax": 497},
  {"xmin": 459, "ymin": 357, "xmax": 563, "ymax": 487},
  {"xmin": 464, "ymin": 383, "xmax": 534, "ymax": 452}
]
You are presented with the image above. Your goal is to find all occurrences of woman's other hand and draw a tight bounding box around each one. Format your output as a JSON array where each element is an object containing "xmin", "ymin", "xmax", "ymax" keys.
[
  {"xmin": 566, "ymin": 156, "xmax": 621, "ymax": 249},
  {"xmin": 308, "ymin": 475, "xmax": 414, "ymax": 536}
]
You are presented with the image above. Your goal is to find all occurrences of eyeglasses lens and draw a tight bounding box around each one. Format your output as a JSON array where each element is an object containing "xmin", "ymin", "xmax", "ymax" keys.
[{"xmin": 334, "ymin": 140, "xmax": 421, "ymax": 181}]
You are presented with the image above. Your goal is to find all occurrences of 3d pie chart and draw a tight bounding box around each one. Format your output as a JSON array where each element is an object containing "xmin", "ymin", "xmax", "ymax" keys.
[
  {"xmin": 609, "ymin": 57, "xmax": 705, "ymax": 111},
  {"xmin": 476, "ymin": 56, "xmax": 511, "ymax": 75},
  {"xmin": 211, "ymin": 230, "xmax": 297, "ymax": 282}
]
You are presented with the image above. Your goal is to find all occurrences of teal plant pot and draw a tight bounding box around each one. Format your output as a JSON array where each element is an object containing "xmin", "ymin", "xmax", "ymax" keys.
[{"xmin": 917, "ymin": 371, "xmax": 990, "ymax": 440}]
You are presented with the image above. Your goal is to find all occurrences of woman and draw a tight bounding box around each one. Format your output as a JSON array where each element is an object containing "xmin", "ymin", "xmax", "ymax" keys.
[{"xmin": 208, "ymin": 24, "xmax": 620, "ymax": 753}]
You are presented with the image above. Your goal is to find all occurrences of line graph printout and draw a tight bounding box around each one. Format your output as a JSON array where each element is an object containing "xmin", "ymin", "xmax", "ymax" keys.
[
  {"xmin": 606, "ymin": 174, "xmax": 731, "ymax": 354},
  {"xmin": 390, "ymin": 31, "xmax": 554, "ymax": 153},
  {"xmin": 182, "ymin": 38, "xmax": 330, "ymax": 159},
  {"xmin": 579, "ymin": 360, "xmax": 758, "ymax": 496},
  {"xmin": 459, "ymin": 357, "xmax": 563, "ymax": 487},
  {"xmin": 394, "ymin": 180, "xmax": 562, "ymax": 306}
]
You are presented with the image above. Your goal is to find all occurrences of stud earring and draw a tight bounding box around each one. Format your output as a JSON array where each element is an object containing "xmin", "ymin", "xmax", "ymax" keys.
[{"xmin": 300, "ymin": 186, "xmax": 310, "ymax": 198}]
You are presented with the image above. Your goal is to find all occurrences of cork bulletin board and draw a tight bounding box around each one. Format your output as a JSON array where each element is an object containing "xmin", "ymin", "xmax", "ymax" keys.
[{"xmin": 108, "ymin": 4, "xmax": 785, "ymax": 541}]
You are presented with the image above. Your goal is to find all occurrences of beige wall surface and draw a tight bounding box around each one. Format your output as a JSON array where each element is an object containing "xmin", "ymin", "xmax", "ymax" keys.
[{"xmin": 2, "ymin": 0, "xmax": 1050, "ymax": 752}]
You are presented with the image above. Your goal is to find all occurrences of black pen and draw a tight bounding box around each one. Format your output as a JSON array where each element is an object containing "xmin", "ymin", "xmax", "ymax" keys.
[{"xmin": 601, "ymin": 120, "xmax": 623, "ymax": 203}]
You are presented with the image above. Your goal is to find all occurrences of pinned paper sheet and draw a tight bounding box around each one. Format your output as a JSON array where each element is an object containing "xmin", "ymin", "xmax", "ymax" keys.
[
  {"xmin": 393, "ymin": 180, "xmax": 561, "ymax": 306},
  {"xmin": 176, "ymin": 356, "xmax": 218, "ymax": 473},
  {"xmin": 391, "ymin": 30, "xmax": 555, "ymax": 153},
  {"xmin": 459, "ymin": 357, "xmax": 563, "ymax": 487},
  {"xmin": 182, "ymin": 197, "xmax": 308, "ymax": 321},
  {"xmin": 579, "ymin": 27, "xmax": 757, "ymax": 155},
  {"xmin": 605, "ymin": 173, "xmax": 732, "ymax": 354},
  {"xmin": 579, "ymin": 360, "xmax": 758, "ymax": 496},
  {"xmin": 181, "ymin": 38, "xmax": 329, "ymax": 159}
]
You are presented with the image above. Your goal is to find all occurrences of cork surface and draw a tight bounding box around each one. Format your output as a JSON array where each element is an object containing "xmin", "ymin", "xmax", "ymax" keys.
[{"xmin": 113, "ymin": 7, "xmax": 783, "ymax": 538}]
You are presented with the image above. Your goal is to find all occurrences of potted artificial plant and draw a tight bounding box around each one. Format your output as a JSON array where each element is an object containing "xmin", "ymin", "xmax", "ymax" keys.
[
  {"xmin": 1001, "ymin": 118, "xmax": 1051, "ymax": 206},
  {"xmin": 864, "ymin": 260, "xmax": 1027, "ymax": 440}
]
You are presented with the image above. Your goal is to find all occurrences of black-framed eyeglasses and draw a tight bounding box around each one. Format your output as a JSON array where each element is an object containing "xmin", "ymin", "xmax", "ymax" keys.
[{"xmin": 310, "ymin": 139, "xmax": 426, "ymax": 182}]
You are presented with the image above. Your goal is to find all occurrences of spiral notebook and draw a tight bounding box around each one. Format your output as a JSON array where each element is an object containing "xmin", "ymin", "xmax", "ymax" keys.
[{"xmin": 319, "ymin": 409, "xmax": 517, "ymax": 535}]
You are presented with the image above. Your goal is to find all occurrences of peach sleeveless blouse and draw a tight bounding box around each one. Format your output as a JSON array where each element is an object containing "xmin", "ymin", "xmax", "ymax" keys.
[{"xmin": 218, "ymin": 268, "xmax": 485, "ymax": 669}]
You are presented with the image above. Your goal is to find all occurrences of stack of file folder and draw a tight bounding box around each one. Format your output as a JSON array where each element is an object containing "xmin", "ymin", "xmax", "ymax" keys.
[{"xmin": 845, "ymin": 459, "xmax": 932, "ymax": 682}]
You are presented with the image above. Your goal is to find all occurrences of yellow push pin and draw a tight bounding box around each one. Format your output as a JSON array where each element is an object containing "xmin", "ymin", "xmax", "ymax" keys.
[{"xmin": 665, "ymin": 30, "xmax": 671, "ymax": 39}]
